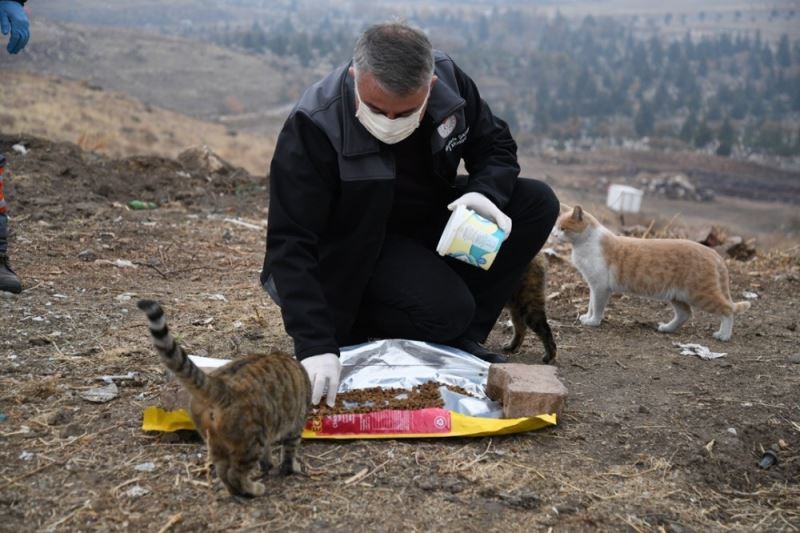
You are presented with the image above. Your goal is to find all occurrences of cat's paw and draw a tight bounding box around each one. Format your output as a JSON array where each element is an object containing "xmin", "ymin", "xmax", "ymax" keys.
[
  {"xmin": 579, "ymin": 315, "xmax": 601, "ymax": 326},
  {"xmin": 247, "ymin": 481, "xmax": 266, "ymax": 497},
  {"xmin": 259, "ymin": 459, "xmax": 274, "ymax": 475},
  {"xmin": 713, "ymin": 330, "xmax": 731, "ymax": 342},
  {"xmin": 279, "ymin": 458, "xmax": 303, "ymax": 476},
  {"xmin": 658, "ymin": 321, "xmax": 676, "ymax": 333},
  {"xmin": 502, "ymin": 339, "xmax": 521, "ymax": 352}
]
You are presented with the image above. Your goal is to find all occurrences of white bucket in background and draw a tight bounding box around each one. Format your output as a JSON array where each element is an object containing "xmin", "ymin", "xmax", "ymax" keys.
[{"xmin": 606, "ymin": 184, "xmax": 643, "ymax": 213}]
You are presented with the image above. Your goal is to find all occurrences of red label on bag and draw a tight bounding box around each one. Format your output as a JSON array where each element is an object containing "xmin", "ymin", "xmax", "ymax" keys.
[{"xmin": 307, "ymin": 408, "xmax": 452, "ymax": 435}]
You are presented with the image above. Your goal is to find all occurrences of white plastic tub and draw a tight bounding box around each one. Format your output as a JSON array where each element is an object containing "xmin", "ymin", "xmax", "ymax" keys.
[{"xmin": 606, "ymin": 184, "xmax": 643, "ymax": 213}]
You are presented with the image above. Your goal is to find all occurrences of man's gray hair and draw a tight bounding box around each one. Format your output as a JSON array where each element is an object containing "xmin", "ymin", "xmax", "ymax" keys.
[{"xmin": 353, "ymin": 22, "xmax": 434, "ymax": 96}]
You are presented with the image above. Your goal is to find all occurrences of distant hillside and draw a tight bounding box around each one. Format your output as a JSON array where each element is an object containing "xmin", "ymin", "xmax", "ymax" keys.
[
  {"xmin": 219, "ymin": 7, "xmax": 799, "ymax": 159},
  {"xmin": 0, "ymin": 18, "xmax": 316, "ymax": 135},
  {"xmin": 1, "ymin": 70, "xmax": 274, "ymax": 176}
]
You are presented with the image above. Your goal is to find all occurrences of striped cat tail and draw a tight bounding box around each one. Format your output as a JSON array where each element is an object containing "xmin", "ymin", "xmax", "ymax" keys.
[
  {"xmin": 137, "ymin": 300, "xmax": 215, "ymax": 399},
  {"xmin": 733, "ymin": 301, "xmax": 751, "ymax": 314}
]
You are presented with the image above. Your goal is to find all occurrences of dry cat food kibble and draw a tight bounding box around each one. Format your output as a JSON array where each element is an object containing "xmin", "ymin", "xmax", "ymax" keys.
[{"xmin": 313, "ymin": 381, "xmax": 478, "ymax": 416}]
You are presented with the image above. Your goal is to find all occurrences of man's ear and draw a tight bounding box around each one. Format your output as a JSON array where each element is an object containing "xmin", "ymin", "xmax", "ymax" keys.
[
  {"xmin": 430, "ymin": 75, "xmax": 438, "ymax": 89},
  {"xmin": 348, "ymin": 66, "xmax": 355, "ymax": 78}
]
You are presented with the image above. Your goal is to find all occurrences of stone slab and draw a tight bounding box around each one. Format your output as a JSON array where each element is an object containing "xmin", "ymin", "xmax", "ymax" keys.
[{"xmin": 486, "ymin": 364, "xmax": 568, "ymax": 419}]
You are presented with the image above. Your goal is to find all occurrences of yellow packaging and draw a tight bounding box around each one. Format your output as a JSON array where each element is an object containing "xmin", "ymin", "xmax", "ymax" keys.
[
  {"xmin": 436, "ymin": 205, "xmax": 506, "ymax": 270},
  {"xmin": 142, "ymin": 406, "xmax": 557, "ymax": 439}
]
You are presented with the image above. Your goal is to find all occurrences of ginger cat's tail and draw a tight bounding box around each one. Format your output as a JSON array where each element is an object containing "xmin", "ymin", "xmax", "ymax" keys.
[{"xmin": 137, "ymin": 300, "xmax": 220, "ymax": 400}]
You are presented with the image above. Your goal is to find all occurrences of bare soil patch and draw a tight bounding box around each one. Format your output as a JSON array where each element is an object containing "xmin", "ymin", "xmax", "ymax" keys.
[{"xmin": 1, "ymin": 136, "xmax": 798, "ymax": 531}]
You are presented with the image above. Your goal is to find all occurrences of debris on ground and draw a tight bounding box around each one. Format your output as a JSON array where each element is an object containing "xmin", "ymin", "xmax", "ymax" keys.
[
  {"xmin": 674, "ymin": 342, "xmax": 727, "ymax": 360},
  {"xmin": 758, "ymin": 447, "xmax": 779, "ymax": 469},
  {"xmin": 79, "ymin": 382, "xmax": 119, "ymax": 403},
  {"xmin": 127, "ymin": 200, "xmax": 158, "ymax": 210},
  {"xmin": 134, "ymin": 462, "xmax": 157, "ymax": 473},
  {"xmin": 695, "ymin": 225, "xmax": 728, "ymax": 247},
  {"xmin": 642, "ymin": 173, "xmax": 715, "ymax": 202},
  {"xmin": 694, "ymin": 226, "xmax": 757, "ymax": 260},
  {"xmin": 717, "ymin": 236, "xmax": 758, "ymax": 261}
]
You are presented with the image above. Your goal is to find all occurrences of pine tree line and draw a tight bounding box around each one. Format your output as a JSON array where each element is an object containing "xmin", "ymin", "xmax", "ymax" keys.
[{"xmin": 192, "ymin": 12, "xmax": 800, "ymax": 157}]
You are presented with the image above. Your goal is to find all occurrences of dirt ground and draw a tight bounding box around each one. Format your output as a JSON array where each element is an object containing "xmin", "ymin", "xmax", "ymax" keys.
[{"xmin": 1, "ymin": 135, "xmax": 798, "ymax": 532}]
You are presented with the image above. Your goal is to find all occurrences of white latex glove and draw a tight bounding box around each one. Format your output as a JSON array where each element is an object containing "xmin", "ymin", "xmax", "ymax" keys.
[
  {"xmin": 447, "ymin": 192, "xmax": 512, "ymax": 237},
  {"xmin": 300, "ymin": 353, "xmax": 341, "ymax": 407}
]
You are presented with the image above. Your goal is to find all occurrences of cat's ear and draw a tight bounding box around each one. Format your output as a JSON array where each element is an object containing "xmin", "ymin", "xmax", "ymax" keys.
[
  {"xmin": 571, "ymin": 205, "xmax": 584, "ymax": 221},
  {"xmin": 559, "ymin": 202, "xmax": 573, "ymax": 215}
]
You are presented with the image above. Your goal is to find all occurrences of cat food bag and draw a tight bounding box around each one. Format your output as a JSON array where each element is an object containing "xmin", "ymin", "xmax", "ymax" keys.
[{"xmin": 142, "ymin": 339, "xmax": 556, "ymax": 439}]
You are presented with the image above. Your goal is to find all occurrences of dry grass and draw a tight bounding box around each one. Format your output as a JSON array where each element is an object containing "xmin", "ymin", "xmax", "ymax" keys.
[{"xmin": 2, "ymin": 70, "xmax": 275, "ymax": 176}]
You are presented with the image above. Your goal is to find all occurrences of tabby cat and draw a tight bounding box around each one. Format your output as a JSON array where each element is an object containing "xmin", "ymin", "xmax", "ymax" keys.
[
  {"xmin": 137, "ymin": 300, "xmax": 311, "ymax": 497},
  {"xmin": 554, "ymin": 206, "xmax": 750, "ymax": 341},
  {"xmin": 503, "ymin": 253, "xmax": 558, "ymax": 363}
]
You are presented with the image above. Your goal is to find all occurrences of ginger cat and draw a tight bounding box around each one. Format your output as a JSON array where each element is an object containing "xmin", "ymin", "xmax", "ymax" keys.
[{"xmin": 555, "ymin": 206, "xmax": 750, "ymax": 341}]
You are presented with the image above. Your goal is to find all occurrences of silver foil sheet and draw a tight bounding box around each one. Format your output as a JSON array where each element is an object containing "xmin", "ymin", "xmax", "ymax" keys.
[{"xmin": 339, "ymin": 339, "xmax": 503, "ymax": 418}]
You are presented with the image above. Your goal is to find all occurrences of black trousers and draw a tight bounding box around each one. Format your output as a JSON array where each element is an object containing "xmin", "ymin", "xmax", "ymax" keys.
[{"xmin": 349, "ymin": 178, "xmax": 559, "ymax": 345}]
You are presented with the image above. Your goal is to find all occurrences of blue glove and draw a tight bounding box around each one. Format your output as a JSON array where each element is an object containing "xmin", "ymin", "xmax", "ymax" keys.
[{"xmin": 0, "ymin": 1, "xmax": 29, "ymax": 54}]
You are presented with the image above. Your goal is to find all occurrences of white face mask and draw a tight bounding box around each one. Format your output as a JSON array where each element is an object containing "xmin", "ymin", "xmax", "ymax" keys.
[{"xmin": 354, "ymin": 83, "xmax": 429, "ymax": 145}]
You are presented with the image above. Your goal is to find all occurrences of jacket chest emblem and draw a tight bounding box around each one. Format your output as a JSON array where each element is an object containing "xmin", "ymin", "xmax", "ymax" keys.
[
  {"xmin": 437, "ymin": 114, "xmax": 457, "ymax": 138},
  {"xmin": 445, "ymin": 127, "xmax": 469, "ymax": 152}
]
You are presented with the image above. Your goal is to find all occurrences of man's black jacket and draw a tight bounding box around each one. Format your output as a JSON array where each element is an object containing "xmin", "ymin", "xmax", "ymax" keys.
[{"xmin": 261, "ymin": 51, "xmax": 520, "ymax": 360}]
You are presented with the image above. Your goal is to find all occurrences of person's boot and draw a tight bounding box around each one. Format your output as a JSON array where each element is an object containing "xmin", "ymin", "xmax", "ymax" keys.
[
  {"xmin": 449, "ymin": 337, "xmax": 508, "ymax": 364},
  {"xmin": 0, "ymin": 253, "xmax": 22, "ymax": 294}
]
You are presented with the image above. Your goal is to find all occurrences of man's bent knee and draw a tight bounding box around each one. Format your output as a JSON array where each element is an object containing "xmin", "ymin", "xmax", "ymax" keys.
[
  {"xmin": 509, "ymin": 178, "xmax": 560, "ymax": 231},
  {"xmin": 417, "ymin": 288, "xmax": 475, "ymax": 342}
]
